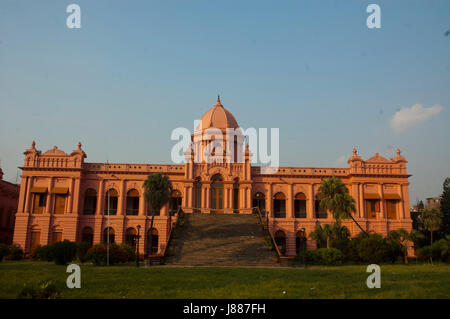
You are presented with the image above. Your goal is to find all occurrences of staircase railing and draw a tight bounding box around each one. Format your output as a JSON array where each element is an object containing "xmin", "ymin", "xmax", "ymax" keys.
[
  {"xmin": 161, "ymin": 206, "xmax": 183, "ymax": 261},
  {"xmin": 253, "ymin": 207, "xmax": 282, "ymax": 262},
  {"xmin": 253, "ymin": 207, "xmax": 296, "ymax": 264}
]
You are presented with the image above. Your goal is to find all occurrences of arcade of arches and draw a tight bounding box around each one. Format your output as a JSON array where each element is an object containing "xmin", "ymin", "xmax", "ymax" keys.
[{"xmin": 13, "ymin": 97, "xmax": 413, "ymax": 257}]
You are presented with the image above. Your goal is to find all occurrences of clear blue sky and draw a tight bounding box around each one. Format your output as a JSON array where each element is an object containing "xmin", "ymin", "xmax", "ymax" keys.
[{"xmin": 1, "ymin": 0, "xmax": 449, "ymax": 204}]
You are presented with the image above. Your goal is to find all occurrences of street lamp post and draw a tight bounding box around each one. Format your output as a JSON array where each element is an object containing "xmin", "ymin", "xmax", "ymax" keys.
[
  {"xmin": 136, "ymin": 225, "xmax": 141, "ymax": 267},
  {"xmin": 301, "ymin": 227, "xmax": 307, "ymax": 268}
]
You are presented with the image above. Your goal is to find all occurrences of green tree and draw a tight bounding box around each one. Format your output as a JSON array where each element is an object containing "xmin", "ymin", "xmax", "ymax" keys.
[
  {"xmin": 316, "ymin": 177, "xmax": 367, "ymax": 234},
  {"xmin": 309, "ymin": 224, "xmax": 331, "ymax": 248},
  {"xmin": 419, "ymin": 207, "xmax": 442, "ymax": 247},
  {"xmin": 440, "ymin": 177, "xmax": 450, "ymax": 236},
  {"xmin": 143, "ymin": 173, "xmax": 172, "ymax": 259},
  {"xmin": 388, "ymin": 228, "xmax": 423, "ymax": 265}
]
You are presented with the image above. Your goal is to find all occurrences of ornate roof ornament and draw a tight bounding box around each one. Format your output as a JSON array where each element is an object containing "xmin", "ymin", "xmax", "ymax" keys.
[
  {"xmin": 348, "ymin": 147, "xmax": 362, "ymax": 163},
  {"xmin": 24, "ymin": 140, "xmax": 41, "ymax": 155},
  {"xmin": 71, "ymin": 141, "xmax": 87, "ymax": 158},
  {"xmin": 391, "ymin": 148, "xmax": 407, "ymax": 163},
  {"xmin": 366, "ymin": 152, "xmax": 389, "ymax": 163}
]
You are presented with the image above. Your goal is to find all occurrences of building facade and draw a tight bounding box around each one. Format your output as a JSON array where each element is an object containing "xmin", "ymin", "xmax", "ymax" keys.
[
  {"xmin": 12, "ymin": 98, "xmax": 413, "ymax": 256},
  {"xmin": 0, "ymin": 167, "xmax": 20, "ymax": 244}
]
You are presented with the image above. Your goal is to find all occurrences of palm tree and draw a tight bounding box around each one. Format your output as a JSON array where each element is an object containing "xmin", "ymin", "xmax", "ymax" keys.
[
  {"xmin": 388, "ymin": 228, "xmax": 423, "ymax": 265},
  {"xmin": 316, "ymin": 177, "xmax": 367, "ymax": 234},
  {"xmin": 143, "ymin": 173, "xmax": 173, "ymax": 259},
  {"xmin": 309, "ymin": 224, "xmax": 332, "ymax": 248},
  {"xmin": 419, "ymin": 207, "xmax": 442, "ymax": 246},
  {"xmin": 419, "ymin": 207, "xmax": 442, "ymax": 263}
]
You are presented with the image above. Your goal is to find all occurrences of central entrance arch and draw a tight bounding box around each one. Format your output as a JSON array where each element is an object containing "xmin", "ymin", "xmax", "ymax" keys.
[{"xmin": 211, "ymin": 174, "xmax": 224, "ymax": 213}]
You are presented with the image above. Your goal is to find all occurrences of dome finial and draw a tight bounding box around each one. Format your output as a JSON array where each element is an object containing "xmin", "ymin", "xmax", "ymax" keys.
[{"xmin": 215, "ymin": 94, "xmax": 222, "ymax": 107}]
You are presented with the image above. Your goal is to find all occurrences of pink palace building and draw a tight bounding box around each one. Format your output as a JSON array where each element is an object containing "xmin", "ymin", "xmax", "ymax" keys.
[{"xmin": 13, "ymin": 97, "xmax": 413, "ymax": 257}]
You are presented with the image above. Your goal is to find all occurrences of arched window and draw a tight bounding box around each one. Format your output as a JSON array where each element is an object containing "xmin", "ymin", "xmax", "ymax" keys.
[
  {"xmin": 296, "ymin": 230, "xmax": 307, "ymax": 255},
  {"xmin": 294, "ymin": 193, "xmax": 307, "ymax": 218},
  {"xmin": 125, "ymin": 227, "xmax": 137, "ymax": 248},
  {"xmin": 211, "ymin": 174, "xmax": 224, "ymax": 213},
  {"xmin": 83, "ymin": 189, "xmax": 97, "ymax": 215},
  {"xmin": 252, "ymin": 192, "xmax": 265, "ymax": 215},
  {"xmin": 81, "ymin": 227, "xmax": 93, "ymax": 246},
  {"xmin": 103, "ymin": 227, "xmax": 115, "ymax": 245},
  {"xmin": 315, "ymin": 195, "xmax": 327, "ymax": 219},
  {"xmin": 52, "ymin": 228, "xmax": 63, "ymax": 244},
  {"xmin": 104, "ymin": 189, "xmax": 118, "ymax": 215},
  {"xmin": 194, "ymin": 177, "xmax": 202, "ymax": 213},
  {"xmin": 126, "ymin": 189, "xmax": 140, "ymax": 215},
  {"xmin": 169, "ymin": 190, "xmax": 182, "ymax": 216},
  {"xmin": 233, "ymin": 179, "xmax": 239, "ymax": 213},
  {"xmin": 30, "ymin": 228, "xmax": 41, "ymax": 251},
  {"xmin": 273, "ymin": 192, "xmax": 286, "ymax": 218},
  {"xmin": 274, "ymin": 230, "xmax": 286, "ymax": 255},
  {"xmin": 147, "ymin": 228, "xmax": 158, "ymax": 254}
]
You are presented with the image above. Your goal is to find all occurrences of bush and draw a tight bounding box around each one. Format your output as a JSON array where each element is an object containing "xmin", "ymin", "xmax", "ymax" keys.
[
  {"xmin": 7, "ymin": 245, "xmax": 24, "ymax": 260},
  {"xmin": 417, "ymin": 246, "xmax": 432, "ymax": 261},
  {"xmin": 17, "ymin": 279, "xmax": 61, "ymax": 299},
  {"xmin": 298, "ymin": 248, "xmax": 343, "ymax": 265},
  {"xmin": 52, "ymin": 240, "xmax": 77, "ymax": 265},
  {"xmin": 383, "ymin": 239, "xmax": 404, "ymax": 264},
  {"xmin": 357, "ymin": 234, "xmax": 388, "ymax": 264},
  {"xmin": 431, "ymin": 239, "xmax": 449, "ymax": 262},
  {"xmin": 34, "ymin": 245, "xmax": 55, "ymax": 262},
  {"xmin": 77, "ymin": 242, "xmax": 92, "ymax": 263},
  {"xmin": 319, "ymin": 248, "xmax": 344, "ymax": 265},
  {"xmin": 86, "ymin": 244, "xmax": 107, "ymax": 266},
  {"xmin": 0, "ymin": 243, "xmax": 10, "ymax": 262},
  {"xmin": 118, "ymin": 243, "xmax": 135, "ymax": 262}
]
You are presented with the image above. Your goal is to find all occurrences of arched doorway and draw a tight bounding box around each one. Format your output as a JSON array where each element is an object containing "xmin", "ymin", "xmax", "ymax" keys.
[
  {"xmin": 274, "ymin": 230, "xmax": 286, "ymax": 255},
  {"xmin": 126, "ymin": 189, "xmax": 139, "ymax": 215},
  {"xmin": 194, "ymin": 177, "xmax": 201, "ymax": 213},
  {"xmin": 83, "ymin": 188, "xmax": 97, "ymax": 215},
  {"xmin": 233, "ymin": 178, "xmax": 239, "ymax": 214},
  {"xmin": 104, "ymin": 189, "xmax": 118, "ymax": 215},
  {"xmin": 103, "ymin": 227, "xmax": 115, "ymax": 245},
  {"xmin": 81, "ymin": 227, "xmax": 93, "ymax": 246},
  {"xmin": 125, "ymin": 227, "xmax": 137, "ymax": 248},
  {"xmin": 294, "ymin": 193, "xmax": 307, "ymax": 218},
  {"xmin": 296, "ymin": 229, "xmax": 307, "ymax": 255},
  {"xmin": 273, "ymin": 192, "xmax": 286, "ymax": 218},
  {"xmin": 169, "ymin": 190, "xmax": 182, "ymax": 215},
  {"xmin": 147, "ymin": 228, "xmax": 159, "ymax": 255},
  {"xmin": 211, "ymin": 174, "xmax": 224, "ymax": 213},
  {"xmin": 252, "ymin": 192, "xmax": 265, "ymax": 215}
]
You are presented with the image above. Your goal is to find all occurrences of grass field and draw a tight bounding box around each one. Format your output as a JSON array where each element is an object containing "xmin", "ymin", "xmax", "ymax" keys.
[{"xmin": 0, "ymin": 260, "xmax": 449, "ymax": 299}]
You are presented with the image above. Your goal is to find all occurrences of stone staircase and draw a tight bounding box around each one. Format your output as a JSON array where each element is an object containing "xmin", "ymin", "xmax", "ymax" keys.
[{"xmin": 165, "ymin": 213, "xmax": 278, "ymax": 267}]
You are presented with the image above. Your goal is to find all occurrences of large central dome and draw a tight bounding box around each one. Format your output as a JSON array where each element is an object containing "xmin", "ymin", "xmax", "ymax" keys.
[{"xmin": 196, "ymin": 96, "xmax": 239, "ymax": 131}]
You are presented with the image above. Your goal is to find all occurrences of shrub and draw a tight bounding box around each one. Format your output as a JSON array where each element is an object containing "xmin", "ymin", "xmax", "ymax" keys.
[
  {"xmin": 417, "ymin": 246, "xmax": 432, "ymax": 261},
  {"xmin": 431, "ymin": 239, "xmax": 449, "ymax": 262},
  {"xmin": 319, "ymin": 248, "xmax": 344, "ymax": 265},
  {"xmin": 342, "ymin": 239, "xmax": 361, "ymax": 263},
  {"xmin": 17, "ymin": 279, "xmax": 61, "ymax": 299},
  {"xmin": 86, "ymin": 244, "xmax": 107, "ymax": 265},
  {"xmin": 383, "ymin": 239, "xmax": 404, "ymax": 264},
  {"xmin": 7, "ymin": 245, "xmax": 24, "ymax": 260},
  {"xmin": 118, "ymin": 243, "xmax": 136, "ymax": 262},
  {"xmin": 356, "ymin": 234, "xmax": 388, "ymax": 264},
  {"xmin": 110, "ymin": 244, "xmax": 128, "ymax": 264},
  {"xmin": 34, "ymin": 245, "xmax": 55, "ymax": 262},
  {"xmin": 77, "ymin": 242, "xmax": 92, "ymax": 263},
  {"xmin": 52, "ymin": 240, "xmax": 77, "ymax": 265},
  {"xmin": 0, "ymin": 243, "xmax": 9, "ymax": 262}
]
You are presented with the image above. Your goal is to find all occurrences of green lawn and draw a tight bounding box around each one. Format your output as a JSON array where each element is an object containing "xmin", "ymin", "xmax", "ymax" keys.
[{"xmin": 0, "ymin": 260, "xmax": 449, "ymax": 298}]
